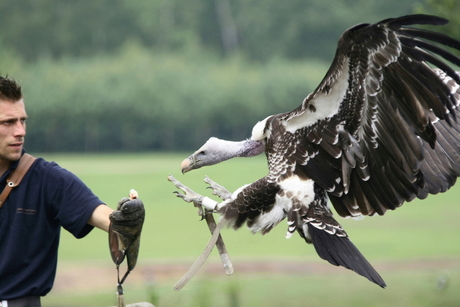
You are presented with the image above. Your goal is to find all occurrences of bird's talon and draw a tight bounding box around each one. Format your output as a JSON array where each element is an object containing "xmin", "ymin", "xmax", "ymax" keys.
[
  {"xmin": 169, "ymin": 175, "xmax": 205, "ymax": 205},
  {"xmin": 204, "ymin": 176, "xmax": 232, "ymax": 200}
]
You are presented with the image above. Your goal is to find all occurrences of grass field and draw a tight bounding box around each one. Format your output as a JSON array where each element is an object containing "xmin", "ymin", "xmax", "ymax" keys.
[{"xmin": 32, "ymin": 152, "xmax": 460, "ymax": 307}]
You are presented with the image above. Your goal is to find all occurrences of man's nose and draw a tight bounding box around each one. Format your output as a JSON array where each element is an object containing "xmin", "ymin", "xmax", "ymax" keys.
[{"xmin": 14, "ymin": 121, "xmax": 26, "ymax": 137}]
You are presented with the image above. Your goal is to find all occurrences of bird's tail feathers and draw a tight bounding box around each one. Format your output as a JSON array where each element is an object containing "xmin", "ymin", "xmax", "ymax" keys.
[{"xmin": 307, "ymin": 224, "xmax": 386, "ymax": 288}]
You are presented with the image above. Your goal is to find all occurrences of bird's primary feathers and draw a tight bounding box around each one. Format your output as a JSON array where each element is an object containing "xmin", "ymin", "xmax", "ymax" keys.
[{"xmin": 180, "ymin": 15, "xmax": 460, "ymax": 288}]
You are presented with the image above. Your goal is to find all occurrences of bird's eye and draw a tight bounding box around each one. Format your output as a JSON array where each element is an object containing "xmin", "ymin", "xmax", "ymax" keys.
[{"xmin": 198, "ymin": 151, "xmax": 206, "ymax": 156}]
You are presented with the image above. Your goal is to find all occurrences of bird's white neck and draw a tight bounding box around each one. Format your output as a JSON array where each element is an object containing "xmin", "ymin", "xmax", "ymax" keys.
[{"xmin": 217, "ymin": 138, "xmax": 265, "ymax": 160}]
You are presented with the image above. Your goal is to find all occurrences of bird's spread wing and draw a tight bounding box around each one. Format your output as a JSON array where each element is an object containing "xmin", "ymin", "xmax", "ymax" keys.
[{"xmin": 281, "ymin": 14, "xmax": 460, "ymax": 218}]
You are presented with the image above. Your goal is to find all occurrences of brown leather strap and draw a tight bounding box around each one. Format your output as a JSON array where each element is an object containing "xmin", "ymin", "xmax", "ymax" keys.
[{"xmin": 0, "ymin": 154, "xmax": 36, "ymax": 208}]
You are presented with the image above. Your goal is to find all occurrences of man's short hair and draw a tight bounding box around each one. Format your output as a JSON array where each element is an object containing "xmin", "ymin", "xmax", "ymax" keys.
[{"xmin": 0, "ymin": 76, "xmax": 22, "ymax": 102}]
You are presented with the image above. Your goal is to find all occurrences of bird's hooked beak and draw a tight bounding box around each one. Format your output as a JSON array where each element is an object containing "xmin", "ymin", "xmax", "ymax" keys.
[{"xmin": 181, "ymin": 154, "xmax": 196, "ymax": 174}]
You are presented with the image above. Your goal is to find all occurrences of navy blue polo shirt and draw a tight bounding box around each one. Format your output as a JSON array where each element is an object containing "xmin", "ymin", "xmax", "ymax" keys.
[{"xmin": 0, "ymin": 153, "xmax": 104, "ymax": 300}]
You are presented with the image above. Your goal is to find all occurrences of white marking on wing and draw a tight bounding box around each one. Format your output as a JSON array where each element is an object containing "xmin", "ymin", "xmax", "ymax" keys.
[{"xmin": 286, "ymin": 59, "xmax": 350, "ymax": 133}]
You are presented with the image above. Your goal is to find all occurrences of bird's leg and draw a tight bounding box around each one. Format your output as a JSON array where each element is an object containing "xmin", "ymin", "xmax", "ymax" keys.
[
  {"xmin": 204, "ymin": 175, "xmax": 232, "ymax": 200},
  {"xmin": 168, "ymin": 174, "xmax": 206, "ymax": 217},
  {"xmin": 167, "ymin": 174, "xmax": 234, "ymax": 286}
]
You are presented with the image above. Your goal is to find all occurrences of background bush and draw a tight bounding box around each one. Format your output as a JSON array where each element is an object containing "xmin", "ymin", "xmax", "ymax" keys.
[{"xmin": 0, "ymin": 0, "xmax": 457, "ymax": 152}]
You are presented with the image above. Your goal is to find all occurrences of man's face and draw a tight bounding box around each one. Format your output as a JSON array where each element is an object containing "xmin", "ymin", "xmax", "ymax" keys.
[{"xmin": 0, "ymin": 99, "xmax": 27, "ymax": 163}]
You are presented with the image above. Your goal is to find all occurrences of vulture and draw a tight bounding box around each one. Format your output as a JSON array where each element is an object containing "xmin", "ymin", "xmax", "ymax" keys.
[{"xmin": 176, "ymin": 15, "xmax": 460, "ymax": 288}]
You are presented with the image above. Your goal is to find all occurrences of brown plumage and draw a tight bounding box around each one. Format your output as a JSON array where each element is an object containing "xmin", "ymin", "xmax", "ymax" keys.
[{"xmin": 178, "ymin": 15, "xmax": 460, "ymax": 288}]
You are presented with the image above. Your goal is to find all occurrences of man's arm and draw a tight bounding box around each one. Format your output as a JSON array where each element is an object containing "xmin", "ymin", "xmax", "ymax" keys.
[{"xmin": 87, "ymin": 204, "xmax": 115, "ymax": 232}]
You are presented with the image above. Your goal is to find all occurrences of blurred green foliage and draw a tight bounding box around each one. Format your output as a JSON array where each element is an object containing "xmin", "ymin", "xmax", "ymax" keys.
[
  {"xmin": 16, "ymin": 49, "xmax": 325, "ymax": 152},
  {"xmin": 0, "ymin": 0, "xmax": 457, "ymax": 152},
  {"xmin": 0, "ymin": 0, "xmax": 419, "ymax": 62}
]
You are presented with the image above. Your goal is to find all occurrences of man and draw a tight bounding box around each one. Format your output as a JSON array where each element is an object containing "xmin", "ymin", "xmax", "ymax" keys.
[{"xmin": 0, "ymin": 76, "xmax": 143, "ymax": 306}]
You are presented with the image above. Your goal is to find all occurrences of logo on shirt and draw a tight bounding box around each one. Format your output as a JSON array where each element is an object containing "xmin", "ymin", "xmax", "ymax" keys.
[{"xmin": 17, "ymin": 208, "xmax": 37, "ymax": 215}]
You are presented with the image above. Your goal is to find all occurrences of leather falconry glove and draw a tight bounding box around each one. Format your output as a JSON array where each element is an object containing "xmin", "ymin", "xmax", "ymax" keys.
[{"xmin": 109, "ymin": 193, "xmax": 145, "ymax": 275}]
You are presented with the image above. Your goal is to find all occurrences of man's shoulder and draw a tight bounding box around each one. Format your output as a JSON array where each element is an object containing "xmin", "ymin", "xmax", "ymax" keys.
[
  {"xmin": 30, "ymin": 157, "xmax": 59, "ymax": 172},
  {"xmin": 28, "ymin": 157, "xmax": 75, "ymax": 181}
]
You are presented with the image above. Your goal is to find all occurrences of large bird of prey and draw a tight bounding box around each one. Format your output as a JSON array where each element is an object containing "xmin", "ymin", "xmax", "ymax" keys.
[{"xmin": 174, "ymin": 15, "xmax": 460, "ymax": 288}]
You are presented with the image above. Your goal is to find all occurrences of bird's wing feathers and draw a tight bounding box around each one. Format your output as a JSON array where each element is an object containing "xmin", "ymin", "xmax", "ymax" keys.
[
  {"xmin": 308, "ymin": 224, "xmax": 386, "ymax": 287},
  {"xmin": 217, "ymin": 177, "xmax": 282, "ymax": 233},
  {"xmin": 280, "ymin": 15, "xmax": 460, "ymax": 217}
]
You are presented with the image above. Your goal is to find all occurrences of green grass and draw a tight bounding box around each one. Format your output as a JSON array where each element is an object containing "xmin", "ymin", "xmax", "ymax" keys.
[
  {"xmin": 43, "ymin": 269, "xmax": 460, "ymax": 307},
  {"xmin": 33, "ymin": 152, "xmax": 460, "ymax": 307}
]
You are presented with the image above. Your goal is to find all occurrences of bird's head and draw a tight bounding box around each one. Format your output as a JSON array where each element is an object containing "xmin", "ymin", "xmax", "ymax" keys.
[
  {"xmin": 181, "ymin": 137, "xmax": 226, "ymax": 173},
  {"xmin": 181, "ymin": 136, "xmax": 265, "ymax": 174}
]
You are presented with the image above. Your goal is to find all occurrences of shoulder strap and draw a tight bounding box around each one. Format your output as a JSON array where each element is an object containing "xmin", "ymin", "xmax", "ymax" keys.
[{"xmin": 0, "ymin": 154, "xmax": 37, "ymax": 208}]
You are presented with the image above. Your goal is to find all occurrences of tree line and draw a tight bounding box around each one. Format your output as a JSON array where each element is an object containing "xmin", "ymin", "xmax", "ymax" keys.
[
  {"xmin": 0, "ymin": 0, "xmax": 458, "ymax": 152},
  {"xmin": 0, "ymin": 0, "xmax": 419, "ymax": 62}
]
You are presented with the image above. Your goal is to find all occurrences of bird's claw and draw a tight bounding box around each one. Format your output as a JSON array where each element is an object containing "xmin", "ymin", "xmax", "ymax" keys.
[
  {"xmin": 168, "ymin": 175, "xmax": 234, "ymax": 288},
  {"xmin": 169, "ymin": 175, "xmax": 206, "ymax": 217},
  {"xmin": 172, "ymin": 190, "xmax": 203, "ymax": 204},
  {"xmin": 204, "ymin": 175, "xmax": 232, "ymax": 200}
]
